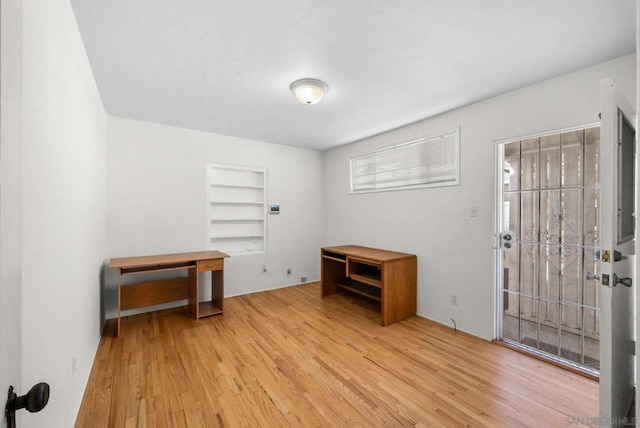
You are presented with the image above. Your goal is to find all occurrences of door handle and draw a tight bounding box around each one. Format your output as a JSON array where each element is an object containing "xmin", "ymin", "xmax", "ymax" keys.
[
  {"xmin": 613, "ymin": 274, "xmax": 633, "ymax": 287},
  {"xmin": 500, "ymin": 231, "xmax": 513, "ymax": 250},
  {"xmin": 586, "ymin": 272, "xmax": 599, "ymax": 281},
  {"xmin": 588, "ymin": 272, "xmax": 610, "ymax": 286},
  {"xmin": 5, "ymin": 383, "xmax": 49, "ymax": 428}
]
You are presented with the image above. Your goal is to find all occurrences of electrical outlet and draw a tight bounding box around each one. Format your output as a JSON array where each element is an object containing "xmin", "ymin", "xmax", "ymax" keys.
[
  {"xmin": 469, "ymin": 206, "xmax": 478, "ymax": 217},
  {"xmin": 450, "ymin": 294, "xmax": 458, "ymax": 305},
  {"xmin": 301, "ymin": 277, "xmax": 307, "ymax": 283},
  {"xmin": 287, "ymin": 268, "xmax": 292, "ymax": 275}
]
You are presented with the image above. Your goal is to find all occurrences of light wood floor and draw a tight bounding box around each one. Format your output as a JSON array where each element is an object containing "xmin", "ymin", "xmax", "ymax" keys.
[{"xmin": 76, "ymin": 282, "xmax": 598, "ymax": 427}]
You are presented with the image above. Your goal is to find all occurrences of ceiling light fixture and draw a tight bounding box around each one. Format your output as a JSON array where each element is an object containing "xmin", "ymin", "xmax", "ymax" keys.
[{"xmin": 290, "ymin": 78, "xmax": 329, "ymax": 106}]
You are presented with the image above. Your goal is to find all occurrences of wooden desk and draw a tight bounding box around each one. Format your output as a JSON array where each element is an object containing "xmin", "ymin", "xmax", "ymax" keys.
[
  {"xmin": 321, "ymin": 245, "xmax": 417, "ymax": 326},
  {"xmin": 109, "ymin": 250, "xmax": 229, "ymax": 337}
]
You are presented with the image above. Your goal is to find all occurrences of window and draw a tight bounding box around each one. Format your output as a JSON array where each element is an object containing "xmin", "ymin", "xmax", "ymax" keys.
[
  {"xmin": 350, "ymin": 128, "xmax": 460, "ymax": 193},
  {"xmin": 207, "ymin": 163, "xmax": 266, "ymax": 255}
]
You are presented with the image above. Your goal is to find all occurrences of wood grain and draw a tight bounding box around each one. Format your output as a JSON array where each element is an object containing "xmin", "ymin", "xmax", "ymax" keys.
[
  {"xmin": 109, "ymin": 251, "xmax": 229, "ymax": 270},
  {"xmin": 112, "ymin": 251, "xmax": 228, "ymax": 337},
  {"xmin": 322, "ymin": 246, "xmax": 417, "ymax": 326},
  {"xmin": 120, "ymin": 278, "xmax": 188, "ymax": 311},
  {"xmin": 76, "ymin": 282, "xmax": 598, "ymax": 427},
  {"xmin": 323, "ymin": 245, "xmax": 414, "ymax": 262}
]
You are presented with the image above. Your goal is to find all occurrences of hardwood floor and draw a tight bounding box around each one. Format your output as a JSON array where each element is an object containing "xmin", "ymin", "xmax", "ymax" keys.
[{"xmin": 76, "ymin": 282, "xmax": 598, "ymax": 427}]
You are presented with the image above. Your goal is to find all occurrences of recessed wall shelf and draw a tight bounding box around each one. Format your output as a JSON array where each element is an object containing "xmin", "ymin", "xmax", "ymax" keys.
[{"xmin": 207, "ymin": 163, "xmax": 267, "ymax": 255}]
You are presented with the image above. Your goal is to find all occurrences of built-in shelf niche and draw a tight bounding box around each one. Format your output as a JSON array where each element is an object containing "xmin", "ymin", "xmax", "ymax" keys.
[{"xmin": 207, "ymin": 163, "xmax": 266, "ymax": 255}]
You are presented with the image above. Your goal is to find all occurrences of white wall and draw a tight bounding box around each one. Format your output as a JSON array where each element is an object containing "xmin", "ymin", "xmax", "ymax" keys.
[
  {"xmin": 105, "ymin": 117, "xmax": 323, "ymax": 318},
  {"xmin": 0, "ymin": 0, "xmax": 23, "ymax": 427},
  {"xmin": 21, "ymin": 0, "xmax": 107, "ymax": 426},
  {"xmin": 323, "ymin": 54, "xmax": 636, "ymax": 340},
  {"xmin": 0, "ymin": 3, "xmax": 634, "ymax": 426}
]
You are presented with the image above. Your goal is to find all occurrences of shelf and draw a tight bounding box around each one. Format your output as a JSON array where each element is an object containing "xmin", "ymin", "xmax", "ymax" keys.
[
  {"xmin": 121, "ymin": 262, "xmax": 196, "ymax": 275},
  {"xmin": 211, "ymin": 201, "xmax": 265, "ymax": 205},
  {"xmin": 322, "ymin": 255, "xmax": 346, "ymax": 264},
  {"xmin": 348, "ymin": 273, "xmax": 382, "ymax": 287},
  {"xmin": 322, "ymin": 250, "xmax": 346, "ymax": 261},
  {"xmin": 348, "ymin": 258, "xmax": 382, "ymax": 286},
  {"xmin": 198, "ymin": 301, "xmax": 223, "ymax": 318},
  {"xmin": 230, "ymin": 250, "xmax": 265, "ymax": 255},
  {"xmin": 211, "ymin": 183, "xmax": 264, "ymax": 190},
  {"xmin": 211, "ymin": 234, "xmax": 264, "ymax": 239},
  {"xmin": 337, "ymin": 280, "xmax": 382, "ymax": 302},
  {"xmin": 211, "ymin": 218, "xmax": 264, "ymax": 222}
]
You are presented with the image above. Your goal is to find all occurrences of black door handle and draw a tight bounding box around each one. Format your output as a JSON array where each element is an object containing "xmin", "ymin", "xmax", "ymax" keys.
[{"xmin": 5, "ymin": 383, "xmax": 49, "ymax": 428}]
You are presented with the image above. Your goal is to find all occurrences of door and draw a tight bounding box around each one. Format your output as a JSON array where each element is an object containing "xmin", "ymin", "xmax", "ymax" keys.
[
  {"xmin": 498, "ymin": 124, "xmax": 602, "ymax": 373},
  {"xmin": 599, "ymin": 76, "xmax": 636, "ymax": 424},
  {"xmin": 0, "ymin": 1, "xmax": 25, "ymax": 424}
]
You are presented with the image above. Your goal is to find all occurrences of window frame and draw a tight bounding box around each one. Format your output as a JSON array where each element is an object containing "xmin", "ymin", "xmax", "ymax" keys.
[{"xmin": 349, "ymin": 127, "xmax": 460, "ymax": 194}]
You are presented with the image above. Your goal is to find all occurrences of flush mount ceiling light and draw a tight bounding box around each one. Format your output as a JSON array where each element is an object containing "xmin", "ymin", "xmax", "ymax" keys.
[{"xmin": 290, "ymin": 78, "xmax": 329, "ymax": 106}]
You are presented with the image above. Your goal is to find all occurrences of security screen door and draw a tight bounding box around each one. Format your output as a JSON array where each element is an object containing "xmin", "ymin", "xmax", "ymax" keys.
[{"xmin": 498, "ymin": 125, "xmax": 601, "ymax": 373}]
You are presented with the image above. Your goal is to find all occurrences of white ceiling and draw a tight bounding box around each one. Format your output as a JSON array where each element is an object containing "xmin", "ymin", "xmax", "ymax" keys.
[{"xmin": 70, "ymin": 0, "xmax": 636, "ymax": 151}]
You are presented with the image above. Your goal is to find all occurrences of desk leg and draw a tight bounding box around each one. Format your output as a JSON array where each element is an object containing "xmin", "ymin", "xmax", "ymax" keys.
[
  {"xmin": 212, "ymin": 269, "xmax": 224, "ymax": 313},
  {"xmin": 321, "ymin": 257, "xmax": 343, "ymax": 297},
  {"xmin": 116, "ymin": 270, "xmax": 122, "ymax": 338},
  {"xmin": 188, "ymin": 267, "xmax": 198, "ymax": 319}
]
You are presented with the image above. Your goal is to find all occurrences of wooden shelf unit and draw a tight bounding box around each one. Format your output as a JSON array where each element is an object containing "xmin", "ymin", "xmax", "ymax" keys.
[
  {"xmin": 110, "ymin": 250, "xmax": 229, "ymax": 337},
  {"xmin": 321, "ymin": 245, "xmax": 417, "ymax": 326},
  {"xmin": 337, "ymin": 278, "xmax": 382, "ymax": 302}
]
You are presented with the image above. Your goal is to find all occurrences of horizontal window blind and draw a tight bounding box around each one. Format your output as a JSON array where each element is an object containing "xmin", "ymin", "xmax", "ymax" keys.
[{"xmin": 350, "ymin": 129, "xmax": 459, "ymax": 193}]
